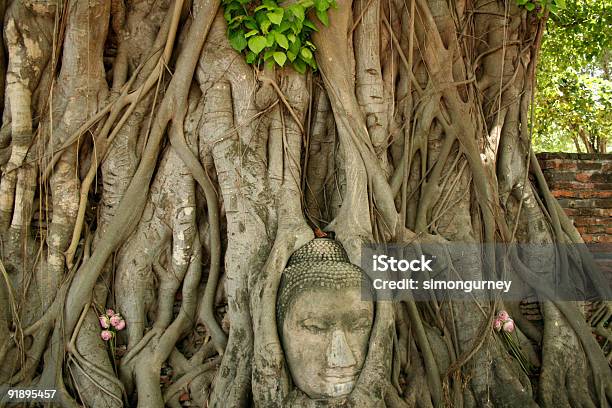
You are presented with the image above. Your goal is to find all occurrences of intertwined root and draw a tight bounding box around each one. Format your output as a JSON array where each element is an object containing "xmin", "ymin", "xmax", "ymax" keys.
[
  {"xmin": 589, "ymin": 302, "xmax": 612, "ymax": 361},
  {"xmin": 115, "ymin": 146, "xmax": 197, "ymax": 347},
  {"xmin": 0, "ymin": 0, "xmax": 610, "ymax": 407}
]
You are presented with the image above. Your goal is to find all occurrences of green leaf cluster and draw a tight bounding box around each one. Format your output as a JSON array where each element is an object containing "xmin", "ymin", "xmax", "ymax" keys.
[
  {"xmin": 515, "ymin": 0, "xmax": 567, "ymax": 15},
  {"xmin": 533, "ymin": 0, "xmax": 611, "ymax": 152},
  {"xmin": 223, "ymin": 0, "xmax": 336, "ymax": 73}
]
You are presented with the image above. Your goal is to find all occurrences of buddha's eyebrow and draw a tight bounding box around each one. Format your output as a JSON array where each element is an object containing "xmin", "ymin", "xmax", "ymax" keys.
[
  {"xmin": 339, "ymin": 309, "xmax": 373, "ymax": 320},
  {"xmin": 299, "ymin": 314, "xmax": 331, "ymax": 321},
  {"xmin": 297, "ymin": 308, "xmax": 372, "ymax": 321}
]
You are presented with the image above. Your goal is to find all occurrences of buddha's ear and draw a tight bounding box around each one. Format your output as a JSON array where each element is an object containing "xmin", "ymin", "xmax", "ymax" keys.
[{"xmin": 348, "ymin": 301, "xmax": 394, "ymax": 406}]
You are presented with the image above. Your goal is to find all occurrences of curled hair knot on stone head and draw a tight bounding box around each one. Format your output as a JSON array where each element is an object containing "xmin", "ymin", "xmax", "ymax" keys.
[{"xmin": 276, "ymin": 238, "xmax": 372, "ymax": 330}]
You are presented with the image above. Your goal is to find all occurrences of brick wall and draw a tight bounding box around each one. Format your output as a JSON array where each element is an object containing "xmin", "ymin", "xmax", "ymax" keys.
[{"xmin": 537, "ymin": 152, "xmax": 612, "ymax": 244}]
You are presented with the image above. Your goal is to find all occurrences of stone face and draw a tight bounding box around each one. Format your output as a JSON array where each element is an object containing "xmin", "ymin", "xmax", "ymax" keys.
[
  {"xmin": 537, "ymin": 152, "xmax": 612, "ymax": 245},
  {"xmin": 277, "ymin": 238, "xmax": 374, "ymax": 400},
  {"xmin": 281, "ymin": 287, "xmax": 373, "ymax": 400}
]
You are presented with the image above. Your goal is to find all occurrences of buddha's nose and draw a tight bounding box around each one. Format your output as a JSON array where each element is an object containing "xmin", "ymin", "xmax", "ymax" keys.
[{"xmin": 327, "ymin": 329, "xmax": 357, "ymax": 369}]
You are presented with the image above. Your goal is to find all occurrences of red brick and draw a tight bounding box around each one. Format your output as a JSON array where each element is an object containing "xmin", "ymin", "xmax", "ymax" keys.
[
  {"xmin": 585, "ymin": 234, "xmax": 612, "ymax": 243},
  {"xmin": 586, "ymin": 191, "xmax": 612, "ymax": 198},
  {"xmin": 586, "ymin": 225, "xmax": 607, "ymax": 234},
  {"xmin": 549, "ymin": 182, "xmax": 612, "ymax": 191},
  {"xmin": 539, "ymin": 160, "xmax": 556, "ymax": 170},
  {"xmin": 539, "ymin": 159, "xmax": 578, "ymax": 170},
  {"xmin": 576, "ymin": 172, "xmax": 593, "ymax": 183},
  {"xmin": 558, "ymin": 198, "xmax": 612, "ymax": 209},
  {"xmin": 594, "ymin": 199, "xmax": 612, "ymax": 208},
  {"xmin": 565, "ymin": 208, "xmax": 611, "ymax": 217},
  {"xmin": 552, "ymin": 190, "xmax": 612, "ymax": 199},
  {"xmin": 558, "ymin": 161, "xmax": 578, "ymax": 170},
  {"xmin": 552, "ymin": 190, "xmax": 577, "ymax": 198},
  {"xmin": 538, "ymin": 154, "xmax": 611, "ymax": 243},
  {"xmin": 594, "ymin": 208, "xmax": 611, "ymax": 216},
  {"xmin": 552, "ymin": 181, "xmax": 597, "ymax": 190},
  {"xmin": 577, "ymin": 161, "xmax": 603, "ymax": 170},
  {"xmin": 574, "ymin": 217, "xmax": 608, "ymax": 227},
  {"xmin": 590, "ymin": 173, "xmax": 612, "ymax": 183}
]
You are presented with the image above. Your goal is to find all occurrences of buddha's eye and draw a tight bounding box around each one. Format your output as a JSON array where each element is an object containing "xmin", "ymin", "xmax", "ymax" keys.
[{"xmin": 300, "ymin": 319, "xmax": 328, "ymax": 333}]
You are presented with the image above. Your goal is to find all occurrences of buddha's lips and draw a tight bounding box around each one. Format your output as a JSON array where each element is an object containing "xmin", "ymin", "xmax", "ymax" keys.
[{"xmin": 322, "ymin": 369, "xmax": 360, "ymax": 382}]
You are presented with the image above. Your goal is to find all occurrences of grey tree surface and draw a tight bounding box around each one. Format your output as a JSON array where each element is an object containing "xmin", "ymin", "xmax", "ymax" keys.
[{"xmin": 0, "ymin": 0, "xmax": 610, "ymax": 407}]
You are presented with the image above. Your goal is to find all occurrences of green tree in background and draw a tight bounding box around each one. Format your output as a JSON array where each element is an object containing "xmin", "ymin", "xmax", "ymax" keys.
[{"xmin": 534, "ymin": 0, "xmax": 611, "ymax": 153}]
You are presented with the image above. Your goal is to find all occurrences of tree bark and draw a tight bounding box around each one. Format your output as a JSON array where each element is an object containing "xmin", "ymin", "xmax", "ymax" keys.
[{"xmin": 0, "ymin": 1, "xmax": 610, "ymax": 407}]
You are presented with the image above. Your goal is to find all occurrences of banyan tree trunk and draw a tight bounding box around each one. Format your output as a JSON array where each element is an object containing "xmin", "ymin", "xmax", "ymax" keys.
[{"xmin": 0, "ymin": 0, "xmax": 610, "ymax": 407}]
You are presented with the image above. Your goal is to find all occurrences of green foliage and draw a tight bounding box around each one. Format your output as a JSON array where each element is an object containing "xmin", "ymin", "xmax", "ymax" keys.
[
  {"xmin": 222, "ymin": 0, "xmax": 336, "ymax": 72},
  {"xmin": 515, "ymin": 0, "xmax": 567, "ymax": 15},
  {"xmin": 533, "ymin": 0, "xmax": 611, "ymax": 152}
]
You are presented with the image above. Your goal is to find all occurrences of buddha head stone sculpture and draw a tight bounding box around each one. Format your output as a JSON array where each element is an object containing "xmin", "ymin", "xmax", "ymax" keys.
[{"xmin": 277, "ymin": 238, "xmax": 374, "ymax": 400}]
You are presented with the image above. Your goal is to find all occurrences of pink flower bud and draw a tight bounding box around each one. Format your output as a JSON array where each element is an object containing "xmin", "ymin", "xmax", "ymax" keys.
[
  {"xmin": 110, "ymin": 314, "xmax": 121, "ymax": 327},
  {"xmin": 497, "ymin": 310, "xmax": 509, "ymax": 321},
  {"xmin": 106, "ymin": 309, "xmax": 116, "ymax": 317},
  {"xmin": 99, "ymin": 315, "xmax": 110, "ymax": 329},
  {"xmin": 111, "ymin": 315, "xmax": 126, "ymax": 330},
  {"xmin": 115, "ymin": 319, "xmax": 126, "ymax": 330},
  {"xmin": 503, "ymin": 319, "xmax": 515, "ymax": 333},
  {"xmin": 493, "ymin": 318, "xmax": 502, "ymax": 331},
  {"xmin": 100, "ymin": 330, "xmax": 114, "ymax": 341}
]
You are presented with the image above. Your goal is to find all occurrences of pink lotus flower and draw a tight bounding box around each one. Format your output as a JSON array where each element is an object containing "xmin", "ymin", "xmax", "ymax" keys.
[
  {"xmin": 493, "ymin": 318, "xmax": 502, "ymax": 331},
  {"xmin": 100, "ymin": 330, "xmax": 114, "ymax": 341},
  {"xmin": 110, "ymin": 314, "xmax": 121, "ymax": 327},
  {"xmin": 110, "ymin": 315, "xmax": 126, "ymax": 330},
  {"xmin": 503, "ymin": 319, "xmax": 515, "ymax": 333},
  {"xmin": 497, "ymin": 310, "xmax": 509, "ymax": 321},
  {"xmin": 106, "ymin": 309, "xmax": 116, "ymax": 317},
  {"xmin": 99, "ymin": 315, "xmax": 110, "ymax": 329}
]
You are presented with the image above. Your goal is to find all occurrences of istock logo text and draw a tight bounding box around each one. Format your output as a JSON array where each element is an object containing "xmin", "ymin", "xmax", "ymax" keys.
[{"xmin": 372, "ymin": 255, "xmax": 433, "ymax": 272}]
